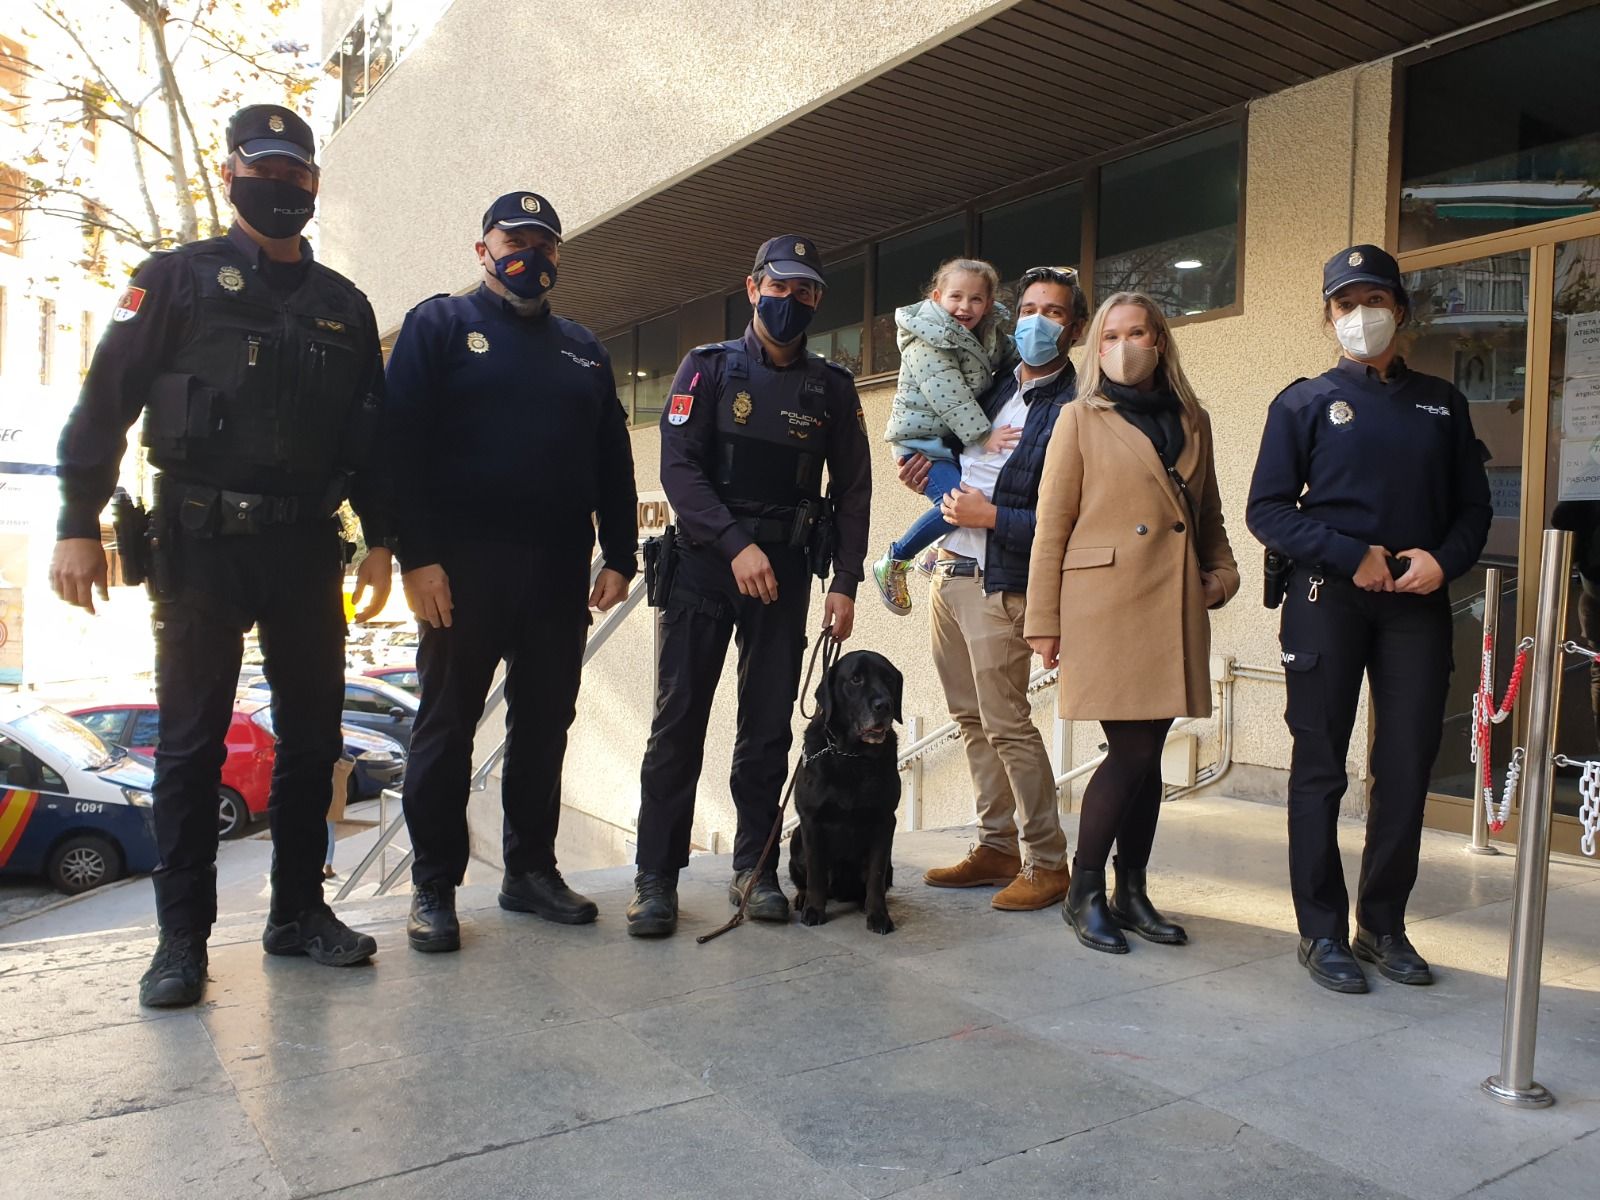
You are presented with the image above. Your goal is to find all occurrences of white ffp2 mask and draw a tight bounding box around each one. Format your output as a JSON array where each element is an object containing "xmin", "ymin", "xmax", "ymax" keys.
[{"xmin": 1333, "ymin": 304, "xmax": 1396, "ymax": 359}]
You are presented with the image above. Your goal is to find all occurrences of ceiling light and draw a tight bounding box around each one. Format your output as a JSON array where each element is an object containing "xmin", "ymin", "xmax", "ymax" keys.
[
  {"xmin": 635, "ymin": 370, "xmax": 648, "ymax": 377},
  {"xmin": 1173, "ymin": 259, "xmax": 1202, "ymax": 270}
]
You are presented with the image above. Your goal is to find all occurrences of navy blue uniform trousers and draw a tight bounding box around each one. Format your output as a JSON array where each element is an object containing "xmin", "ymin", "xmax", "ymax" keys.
[
  {"xmin": 1279, "ymin": 573, "xmax": 1453, "ymax": 940},
  {"xmin": 635, "ymin": 542, "xmax": 812, "ymax": 873},
  {"xmin": 152, "ymin": 521, "xmax": 345, "ymax": 931},
  {"xmin": 402, "ymin": 540, "xmax": 589, "ymax": 886}
]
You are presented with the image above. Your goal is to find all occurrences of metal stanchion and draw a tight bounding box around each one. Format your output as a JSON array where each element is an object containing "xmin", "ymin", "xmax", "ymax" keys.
[
  {"xmin": 1469, "ymin": 567, "xmax": 1503, "ymax": 856},
  {"xmin": 907, "ymin": 715, "xmax": 923, "ymax": 831},
  {"xmin": 1483, "ymin": 529, "xmax": 1571, "ymax": 1109}
]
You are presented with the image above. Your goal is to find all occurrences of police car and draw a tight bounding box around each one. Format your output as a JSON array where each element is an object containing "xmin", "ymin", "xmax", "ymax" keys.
[{"xmin": 0, "ymin": 698, "xmax": 159, "ymax": 894}]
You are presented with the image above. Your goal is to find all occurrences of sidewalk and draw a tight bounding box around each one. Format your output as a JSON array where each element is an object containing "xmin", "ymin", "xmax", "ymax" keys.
[{"xmin": 2, "ymin": 795, "xmax": 1597, "ymax": 1199}]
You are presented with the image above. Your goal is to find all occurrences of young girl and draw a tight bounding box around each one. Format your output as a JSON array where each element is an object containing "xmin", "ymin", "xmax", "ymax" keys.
[{"xmin": 872, "ymin": 258, "xmax": 1018, "ymax": 615}]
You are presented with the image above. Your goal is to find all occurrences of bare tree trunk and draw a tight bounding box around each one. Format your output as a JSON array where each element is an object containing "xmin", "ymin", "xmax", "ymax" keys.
[
  {"xmin": 131, "ymin": 1, "xmax": 199, "ymax": 242},
  {"xmin": 174, "ymin": 85, "xmax": 220, "ymax": 235}
]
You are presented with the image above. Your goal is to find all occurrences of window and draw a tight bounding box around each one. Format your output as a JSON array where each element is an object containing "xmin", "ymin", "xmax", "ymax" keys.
[
  {"xmin": 39, "ymin": 298, "xmax": 54, "ymax": 386},
  {"xmin": 0, "ymin": 165, "xmax": 24, "ymax": 257},
  {"xmin": 871, "ymin": 216, "xmax": 965, "ymax": 375},
  {"xmin": 343, "ymin": 685, "xmax": 393, "ymax": 715},
  {"xmin": 980, "ymin": 183, "xmax": 1083, "ymax": 293},
  {"xmin": 129, "ymin": 710, "xmax": 161, "ymax": 746},
  {"xmin": 724, "ymin": 290, "xmax": 749, "ymax": 340},
  {"xmin": 1401, "ymin": 7, "xmax": 1600, "ymax": 251},
  {"xmin": 634, "ymin": 313, "xmax": 679, "ymax": 425},
  {"xmin": 321, "ymin": 1, "xmax": 454, "ymax": 136},
  {"xmin": 75, "ymin": 711, "xmax": 127, "ymax": 742},
  {"xmin": 0, "ymin": 735, "xmax": 64, "ymax": 793},
  {"xmin": 809, "ymin": 254, "xmax": 865, "ymax": 376},
  {"xmin": 1094, "ymin": 124, "xmax": 1240, "ymax": 318},
  {"xmin": 603, "ymin": 331, "xmax": 635, "ymax": 420}
]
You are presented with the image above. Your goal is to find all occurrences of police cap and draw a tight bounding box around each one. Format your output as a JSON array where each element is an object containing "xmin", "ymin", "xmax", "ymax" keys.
[
  {"xmin": 1323, "ymin": 243, "xmax": 1403, "ymax": 298},
  {"xmin": 226, "ymin": 104, "xmax": 316, "ymax": 168},
  {"xmin": 481, "ymin": 192, "xmax": 563, "ymax": 241},
  {"xmin": 754, "ymin": 235, "xmax": 825, "ymax": 286}
]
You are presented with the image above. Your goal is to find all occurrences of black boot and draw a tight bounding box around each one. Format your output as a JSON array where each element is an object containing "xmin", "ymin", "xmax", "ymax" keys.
[
  {"xmin": 1353, "ymin": 927, "xmax": 1432, "ymax": 985},
  {"xmin": 408, "ymin": 882, "xmax": 460, "ymax": 953},
  {"xmin": 139, "ymin": 929, "xmax": 209, "ymax": 1008},
  {"xmin": 499, "ymin": 868, "xmax": 599, "ymax": 925},
  {"xmin": 1109, "ymin": 858, "xmax": 1187, "ymax": 945},
  {"xmin": 263, "ymin": 904, "xmax": 377, "ymax": 966},
  {"xmin": 730, "ymin": 868, "xmax": 789, "ymax": 923},
  {"xmin": 1062, "ymin": 866, "xmax": 1128, "ymax": 954},
  {"xmin": 627, "ymin": 870, "xmax": 679, "ymax": 938},
  {"xmin": 1298, "ymin": 937, "xmax": 1369, "ymax": 994}
]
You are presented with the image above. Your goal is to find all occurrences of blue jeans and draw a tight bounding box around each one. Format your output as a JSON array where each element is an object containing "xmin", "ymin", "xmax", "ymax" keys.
[{"xmin": 890, "ymin": 456, "xmax": 963, "ymax": 561}]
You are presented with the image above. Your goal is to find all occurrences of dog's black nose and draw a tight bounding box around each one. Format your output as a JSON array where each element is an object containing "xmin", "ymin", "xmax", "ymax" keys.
[{"xmin": 870, "ymin": 696, "xmax": 891, "ymax": 716}]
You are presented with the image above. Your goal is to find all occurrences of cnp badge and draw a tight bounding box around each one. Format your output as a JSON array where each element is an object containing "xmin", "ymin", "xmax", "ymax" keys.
[
  {"xmin": 732, "ymin": 391, "xmax": 752, "ymax": 424},
  {"xmin": 267, "ymin": 114, "xmax": 286, "ymax": 133},
  {"xmin": 794, "ymin": 242, "xmax": 806, "ymax": 256},
  {"xmin": 1347, "ymin": 250, "xmax": 1364, "ymax": 267},
  {"xmin": 538, "ymin": 272, "xmax": 552, "ymax": 288},
  {"xmin": 668, "ymin": 393, "xmax": 694, "ymax": 425},
  {"xmin": 1328, "ymin": 399, "xmax": 1354, "ymax": 426},
  {"xmin": 112, "ymin": 286, "xmax": 146, "ymax": 323},
  {"xmin": 520, "ymin": 196, "xmax": 541, "ymax": 213},
  {"xmin": 217, "ymin": 265, "xmax": 245, "ymax": 293},
  {"xmin": 466, "ymin": 331, "xmax": 489, "ymax": 353}
]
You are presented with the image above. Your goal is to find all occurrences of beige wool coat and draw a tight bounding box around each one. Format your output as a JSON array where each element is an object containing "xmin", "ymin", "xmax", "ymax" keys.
[{"xmin": 1024, "ymin": 397, "xmax": 1239, "ymax": 720}]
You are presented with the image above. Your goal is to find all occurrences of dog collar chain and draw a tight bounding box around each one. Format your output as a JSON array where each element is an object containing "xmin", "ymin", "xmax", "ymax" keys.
[{"xmin": 804, "ymin": 728, "xmax": 865, "ymax": 767}]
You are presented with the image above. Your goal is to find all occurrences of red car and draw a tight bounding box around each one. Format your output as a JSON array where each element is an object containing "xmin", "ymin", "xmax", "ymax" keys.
[{"xmin": 71, "ymin": 698, "xmax": 275, "ymax": 839}]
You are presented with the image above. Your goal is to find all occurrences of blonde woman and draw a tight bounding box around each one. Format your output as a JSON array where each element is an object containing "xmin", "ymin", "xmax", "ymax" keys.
[{"xmin": 1025, "ymin": 292, "xmax": 1238, "ymax": 954}]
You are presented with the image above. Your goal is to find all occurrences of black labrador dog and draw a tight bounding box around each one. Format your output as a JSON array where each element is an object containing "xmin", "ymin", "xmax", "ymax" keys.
[{"xmin": 789, "ymin": 649, "xmax": 902, "ymax": 934}]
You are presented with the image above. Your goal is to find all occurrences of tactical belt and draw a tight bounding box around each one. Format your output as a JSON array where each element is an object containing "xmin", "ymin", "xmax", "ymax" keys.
[
  {"xmin": 738, "ymin": 516, "xmax": 798, "ymax": 545},
  {"xmin": 159, "ymin": 477, "xmax": 340, "ymax": 537}
]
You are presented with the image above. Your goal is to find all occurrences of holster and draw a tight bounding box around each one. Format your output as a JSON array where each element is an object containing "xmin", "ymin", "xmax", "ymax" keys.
[
  {"xmin": 642, "ymin": 524, "xmax": 679, "ymax": 609},
  {"xmin": 146, "ymin": 505, "xmax": 179, "ymax": 603},
  {"xmin": 112, "ymin": 493, "xmax": 151, "ymax": 587},
  {"xmin": 1263, "ymin": 549, "xmax": 1292, "ymax": 610},
  {"xmin": 805, "ymin": 495, "xmax": 837, "ymax": 583}
]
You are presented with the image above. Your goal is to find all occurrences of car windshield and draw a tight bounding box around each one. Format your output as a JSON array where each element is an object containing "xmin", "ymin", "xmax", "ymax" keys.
[
  {"xmin": 354, "ymin": 676, "xmax": 418, "ymax": 710},
  {"xmin": 12, "ymin": 707, "xmax": 114, "ymax": 770}
]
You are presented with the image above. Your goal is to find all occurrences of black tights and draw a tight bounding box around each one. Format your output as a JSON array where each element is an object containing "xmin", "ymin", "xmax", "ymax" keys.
[{"xmin": 1075, "ymin": 718, "xmax": 1175, "ymax": 874}]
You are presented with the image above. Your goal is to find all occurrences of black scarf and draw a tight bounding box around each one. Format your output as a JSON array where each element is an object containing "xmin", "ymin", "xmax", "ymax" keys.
[{"xmin": 1103, "ymin": 379, "xmax": 1185, "ymax": 469}]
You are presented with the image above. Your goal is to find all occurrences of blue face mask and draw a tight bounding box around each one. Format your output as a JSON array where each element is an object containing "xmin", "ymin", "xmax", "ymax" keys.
[
  {"xmin": 487, "ymin": 244, "xmax": 557, "ymax": 300},
  {"xmin": 756, "ymin": 292, "xmax": 816, "ymax": 345},
  {"xmin": 1012, "ymin": 313, "xmax": 1065, "ymax": 366}
]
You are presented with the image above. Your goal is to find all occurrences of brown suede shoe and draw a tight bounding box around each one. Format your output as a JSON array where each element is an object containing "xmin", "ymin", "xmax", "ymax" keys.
[
  {"xmin": 923, "ymin": 844, "xmax": 1022, "ymax": 888},
  {"xmin": 992, "ymin": 862, "xmax": 1072, "ymax": 911}
]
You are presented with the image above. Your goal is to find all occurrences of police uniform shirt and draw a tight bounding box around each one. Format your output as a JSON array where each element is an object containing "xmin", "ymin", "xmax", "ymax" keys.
[
  {"xmin": 382, "ymin": 285, "xmax": 637, "ymax": 575},
  {"xmin": 1246, "ymin": 357, "xmax": 1492, "ymax": 579},
  {"xmin": 57, "ymin": 223, "xmax": 389, "ymax": 542},
  {"xmin": 658, "ymin": 325, "xmax": 871, "ymax": 597}
]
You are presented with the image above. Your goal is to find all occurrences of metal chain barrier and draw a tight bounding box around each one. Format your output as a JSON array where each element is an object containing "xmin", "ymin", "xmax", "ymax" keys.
[{"xmin": 1472, "ymin": 630, "xmax": 1533, "ymax": 833}]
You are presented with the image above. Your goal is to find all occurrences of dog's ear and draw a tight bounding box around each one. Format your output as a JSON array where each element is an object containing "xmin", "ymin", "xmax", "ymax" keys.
[{"xmin": 815, "ymin": 669, "xmax": 835, "ymax": 729}]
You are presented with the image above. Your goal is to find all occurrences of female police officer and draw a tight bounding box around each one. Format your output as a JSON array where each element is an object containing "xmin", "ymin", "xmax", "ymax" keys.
[{"xmin": 1246, "ymin": 244, "xmax": 1491, "ymax": 995}]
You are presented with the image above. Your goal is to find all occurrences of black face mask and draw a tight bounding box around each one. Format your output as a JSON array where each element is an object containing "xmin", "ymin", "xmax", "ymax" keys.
[
  {"xmin": 230, "ymin": 175, "xmax": 315, "ymax": 239},
  {"xmin": 756, "ymin": 292, "xmax": 816, "ymax": 344}
]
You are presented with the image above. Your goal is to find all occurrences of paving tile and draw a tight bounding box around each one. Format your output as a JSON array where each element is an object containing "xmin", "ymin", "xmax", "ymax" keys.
[
  {"xmin": 616, "ymin": 962, "xmax": 997, "ymax": 1089},
  {"xmin": 329, "ymin": 1094, "xmax": 861, "ymax": 1200},
  {"xmin": 237, "ymin": 1016, "xmax": 708, "ymax": 1194},
  {"xmin": 727, "ymin": 1024, "xmax": 1177, "ymax": 1198},
  {"xmin": 201, "ymin": 956, "xmax": 599, "ymax": 1089},
  {"xmin": 1464, "ymin": 1128, "xmax": 1600, "ymax": 1198},
  {"xmin": 0, "ymin": 1013, "xmax": 231, "ymax": 1138},
  {"xmin": 1196, "ymin": 1023, "xmax": 1600, "ymax": 1200},
  {"xmin": 0, "ymin": 955, "xmax": 179, "ymax": 1043},
  {"xmin": 0, "ymin": 1093, "xmax": 287, "ymax": 1200},
  {"xmin": 892, "ymin": 1099, "xmax": 1410, "ymax": 1200},
  {"xmin": 800, "ymin": 873, "xmax": 1054, "ymax": 961}
]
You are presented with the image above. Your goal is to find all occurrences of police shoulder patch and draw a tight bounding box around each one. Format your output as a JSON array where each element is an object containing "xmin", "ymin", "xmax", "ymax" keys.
[
  {"xmin": 668, "ymin": 393, "xmax": 694, "ymax": 425},
  {"xmin": 112, "ymin": 286, "xmax": 146, "ymax": 323}
]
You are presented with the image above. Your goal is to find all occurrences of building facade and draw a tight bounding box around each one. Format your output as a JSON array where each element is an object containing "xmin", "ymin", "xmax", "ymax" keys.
[{"xmin": 316, "ymin": 0, "xmax": 1600, "ymax": 859}]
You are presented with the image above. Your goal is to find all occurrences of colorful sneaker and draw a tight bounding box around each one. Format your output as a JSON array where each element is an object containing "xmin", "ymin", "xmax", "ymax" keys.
[
  {"xmin": 872, "ymin": 553, "xmax": 912, "ymax": 615},
  {"xmin": 913, "ymin": 548, "xmax": 940, "ymax": 579}
]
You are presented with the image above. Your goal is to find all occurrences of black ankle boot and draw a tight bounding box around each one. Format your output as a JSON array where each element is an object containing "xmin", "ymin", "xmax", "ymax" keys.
[
  {"xmin": 1063, "ymin": 866, "xmax": 1128, "ymax": 954},
  {"xmin": 1109, "ymin": 858, "xmax": 1187, "ymax": 945}
]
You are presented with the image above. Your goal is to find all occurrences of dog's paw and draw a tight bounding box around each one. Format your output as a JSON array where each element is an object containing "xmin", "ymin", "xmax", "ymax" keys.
[
  {"xmin": 792, "ymin": 891, "xmax": 805, "ymax": 912},
  {"xmin": 866, "ymin": 910, "xmax": 895, "ymax": 935},
  {"xmin": 800, "ymin": 906, "xmax": 827, "ymax": 927}
]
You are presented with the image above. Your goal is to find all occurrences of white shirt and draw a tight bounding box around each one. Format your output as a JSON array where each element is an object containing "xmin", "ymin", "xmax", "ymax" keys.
[{"xmin": 943, "ymin": 364, "xmax": 1063, "ymax": 568}]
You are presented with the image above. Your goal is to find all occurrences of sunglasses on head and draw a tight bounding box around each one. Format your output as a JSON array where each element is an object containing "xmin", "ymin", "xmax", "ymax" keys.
[{"xmin": 1019, "ymin": 265, "xmax": 1080, "ymax": 287}]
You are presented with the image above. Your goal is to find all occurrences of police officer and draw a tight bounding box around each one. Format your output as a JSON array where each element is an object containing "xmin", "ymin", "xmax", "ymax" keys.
[
  {"xmin": 627, "ymin": 236, "xmax": 872, "ymax": 937},
  {"xmin": 51, "ymin": 105, "xmax": 393, "ymax": 1008},
  {"xmin": 1246, "ymin": 244, "xmax": 1491, "ymax": 995},
  {"xmin": 385, "ymin": 192, "xmax": 637, "ymax": 952}
]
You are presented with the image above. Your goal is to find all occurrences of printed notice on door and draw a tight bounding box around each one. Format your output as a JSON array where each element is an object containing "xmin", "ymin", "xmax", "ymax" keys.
[{"xmin": 1558, "ymin": 436, "xmax": 1600, "ymax": 500}]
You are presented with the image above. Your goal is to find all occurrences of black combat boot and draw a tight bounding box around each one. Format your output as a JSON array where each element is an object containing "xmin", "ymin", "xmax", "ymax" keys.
[
  {"xmin": 139, "ymin": 928, "xmax": 209, "ymax": 1008},
  {"xmin": 408, "ymin": 881, "xmax": 460, "ymax": 953},
  {"xmin": 499, "ymin": 868, "xmax": 599, "ymax": 925},
  {"xmin": 1063, "ymin": 866, "xmax": 1129, "ymax": 954},
  {"xmin": 263, "ymin": 904, "xmax": 377, "ymax": 966},
  {"xmin": 730, "ymin": 868, "xmax": 789, "ymax": 922},
  {"xmin": 1109, "ymin": 858, "xmax": 1188, "ymax": 945},
  {"xmin": 627, "ymin": 870, "xmax": 679, "ymax": 938}
]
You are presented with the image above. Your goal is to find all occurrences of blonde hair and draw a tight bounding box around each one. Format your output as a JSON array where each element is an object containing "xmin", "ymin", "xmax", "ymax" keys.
[
  {"xmin": 1076, "ymin": 291, "xmax": 1202, "ymax": 411},
  {"xmin": 928, "ymin": 257, "xmax": 1001, "ymax": 333}
]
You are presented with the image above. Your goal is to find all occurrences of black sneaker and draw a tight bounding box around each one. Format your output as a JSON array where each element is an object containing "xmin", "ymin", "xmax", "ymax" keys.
[
  {"xmin": 408, "ymin": 882, "xmax": 460, "ymax": 953},
  {"xmin": 139, "ymin": 929, "xmax": 208, "ymax": 1008},
  {"xmin": 626, "ymin": 870, "xmax": 679, "ymax": 938},
  {"xmin": 730, "ymin": 868, "xmax": 789, "ymax": 923},
  {"xmin": 263, "ymin": 905, "xmax": 377, "ymax": 966},
  {"xmin": 499, "ymin": 868, "xmax": 599, "ymax": 925}
]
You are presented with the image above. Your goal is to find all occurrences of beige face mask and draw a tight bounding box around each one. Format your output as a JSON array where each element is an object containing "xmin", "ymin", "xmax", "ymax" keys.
[{"xmin": 1100, "ymin": 340, "xmax": 1161, "ymax": 386}]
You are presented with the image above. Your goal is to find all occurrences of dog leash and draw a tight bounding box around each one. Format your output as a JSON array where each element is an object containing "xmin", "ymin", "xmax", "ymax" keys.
[{"xmin": 698, "ymin": 625, "xmax": 840, "ymax": 945}]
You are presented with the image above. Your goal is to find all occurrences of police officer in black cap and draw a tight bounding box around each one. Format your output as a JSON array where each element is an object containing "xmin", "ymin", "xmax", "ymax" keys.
[
  {"xmin": 626, "ymin": 235, "xmax": 872, "ymax": 937},
  {"xmin": 1247, "ymin": 243, "xmax": 1491, "ymax": 995},
  {"xmin": 52, "ymin": 104, "xmax": 393, "ymax": 1008},
  {"xmin": 385, "ymin": 192, "xmax": 637, "ymax": 951}
]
